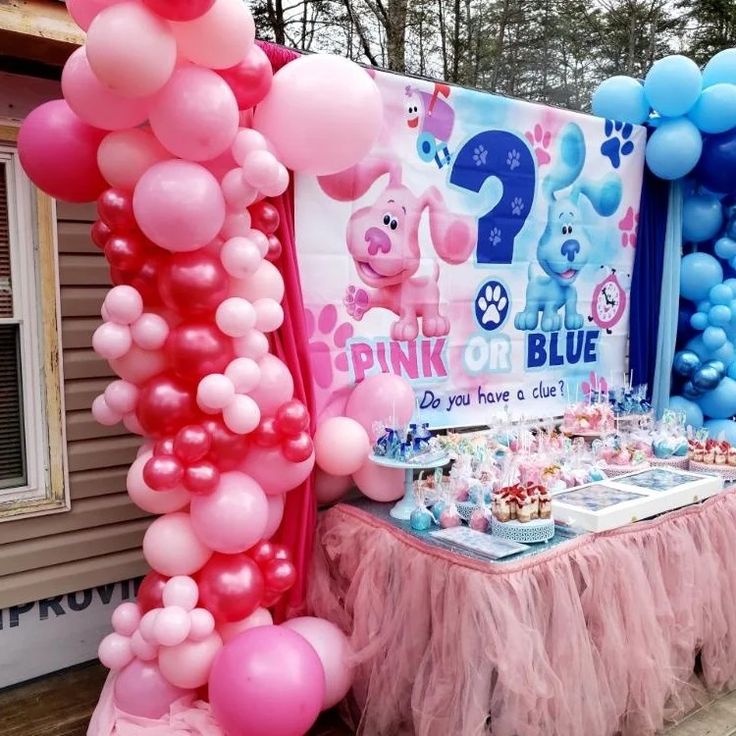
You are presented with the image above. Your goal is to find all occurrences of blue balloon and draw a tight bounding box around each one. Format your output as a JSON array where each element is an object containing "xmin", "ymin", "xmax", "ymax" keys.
[
  {"xmin": 683, "ymin": 193, "xmax": 724, "ymax": 242},
  {"xmin": 688, "ymin": 83, "xmax": 736, "ymax": 133},
  {"xmin": 592, "ymin": 76, "xmax": 650, "ymax": 124},
  {"xmin": 728, "ymin": 361, "xmax": 736, "ymax": 380},
  {"xmin": 705, "ymin": 418, "xmax": 736, "ymax": 441},
  {"xmin": 680, "ymin": 252, "xmax": 724, "ymax": 302},
  {"xmin": 673, "ymin": 349, "xmax": 702, "ymax": 377},
  {"xmin": 703, "ymin": 325, "xmax": 728, "ymax": 350},
  {"xmin": 687, "ymin": 334, "xmax": 736, "ymax": 364},
  {"xmin": 704, "ymin": 49, "xmax": 736, "ymax": 87},
  {"xmin": 697, "ymin": 376, "xmax": 736, "ymax": 418},
  {"xmin": 705, "ymin": 358, "xmax": 727, "ymax": 376},
  {"xmin": 710, "ymin": 283, "xmax": 734, "ymax": 304},
  {"xmin": 644, "ymin": 55, "xmax": 703, "ymax": 117},
  {"xmin": 716, "ymin": 237, "xmax": 736, "ymax": 259},
  {"xmin": 678, "ymin": 303, "xmax": 696, "ymax": 339},
  {"xmin": 683, "ymin": 380, "xmax": 704, "ymax": 399},
  {"xmin": 691, "ymin": 311, "xmax": 709, "ymax": 330},
  {"xmin": 669, "ymin": 396, "xmax": 704, "ymax": 428},
  {"xmin": 696, "ymin": 128, "xmax": 736, "ymax": 194},
  {"xmin": 646, "ymin": 118, "xmax": 703, "ymax": 180},
  {"xmin": 709, "ymin": 304, "xmax": 732, "ymax": 326}
]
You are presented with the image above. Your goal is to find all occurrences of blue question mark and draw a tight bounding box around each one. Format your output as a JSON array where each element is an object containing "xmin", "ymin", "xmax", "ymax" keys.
[{"xmin": 449, "ymin": 130, "xmax": 536, "ymax": 264}]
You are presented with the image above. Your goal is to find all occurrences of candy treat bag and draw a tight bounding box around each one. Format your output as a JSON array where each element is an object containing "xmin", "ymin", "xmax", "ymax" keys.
[{"xmin": 409, "ymin": 479, "xmax": 435, "ymax": 531}]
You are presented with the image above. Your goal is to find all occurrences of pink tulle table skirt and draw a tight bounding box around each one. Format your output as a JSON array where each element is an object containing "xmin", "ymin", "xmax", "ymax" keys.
[{"xmin": 307, "ymin": 490, "xmax": 736, "ymax": 736}]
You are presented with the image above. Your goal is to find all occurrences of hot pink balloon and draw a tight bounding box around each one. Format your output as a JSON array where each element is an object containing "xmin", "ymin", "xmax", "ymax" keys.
[
  {"xmin": 315, "ymin": 417, "xmax": 370, "ymax": 476},
  {"xmin": 171, "ymin": 0, "xmax": 255, "ymax": 70},
  {"xmin": 241, "ymin": 446, "xmax": 314, "ymax": 496},
  {"xmin": 143, "ymin": 512, "xmax": 213, "ymax": 576},
  {"xmin": 190, "ymin": 471, "xmax": 268, "ymax": 553},
  {"xmin": 315, "ymin": 468, "xmax": 353, "ymax": 506},
  {"xmin": 218, "ymin": 45, "xmax": 273, "ymax": 110},
  {"xmin": 143, "ymin": 0, "xmax": 215, "ymax": 21},
  {"xmin": 346, "ymin": 373, "xmax": 416, "ymax": 439},
  {"xmin": 263, "ymin": 492, "xmax": 285, "ymax": 539},
  {"xmin": 98, "ymin": 129, "xmax": 169, "ymax": 191},
  {"xmin": 110, "ymin": 345, "xmax": 168, "ymax": 385},
  {"xmin": 134, "ymin": 161, "xmax": 226, "ymax": 252},
  {"xmin": 86, "ymin": 2, "xmax": 177, "ymax": 98},
  {"xmin": 127, "ymin": 453, "xmax": 190, "ymax": 514},
  {"xmin": 67, "ymin": 0, "xmax": 124, "ymax": 31},
  {"xmin": 352, "ymin": 461, "xmax": 403, "ymax": 502},
  {"xmin": 158, "ymin": 632, "xmax": 222, "ymax": 689},
  {"xmin": 283, "ymin": 617, "xmax": 353, "ymax": 710},
  {"xmin": 150, "ymin": 67, "xmax": 239, "ymax": 162},
  {"xmin": 217, "ymin": 607, "xmax": 272, "ymax": 643},
  {"xmin": 254, "ymin": 54, "xmax": 383, "ymax": 176},
  {"xmin": 248, "ymin": 354, "xmax": 294, "ymax": 417},
  {"xmin": 104, "ymin": 379, "xmax": 139, "ymax": 415},
  {"xmin": 230, "ymin": 260, "xmax": 285, "ymax": 303},
  {"xmin": 18, "ymin": 99, "xmax": 107, "ymax": 203},
  {"xmin": 113, "ymin": 659, "xmax": 189, "ymax": 718}
]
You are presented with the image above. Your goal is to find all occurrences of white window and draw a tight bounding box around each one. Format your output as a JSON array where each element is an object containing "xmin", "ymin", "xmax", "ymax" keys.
[{"xmin": 0, "ymin": 133, "xmax": 68, "ymax": 521}]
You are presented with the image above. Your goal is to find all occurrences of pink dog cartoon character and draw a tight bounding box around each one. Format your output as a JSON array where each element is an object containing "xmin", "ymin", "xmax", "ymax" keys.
[{"xmin": 318, "ymin": 157, "xmax": 475, "ymax": 341}]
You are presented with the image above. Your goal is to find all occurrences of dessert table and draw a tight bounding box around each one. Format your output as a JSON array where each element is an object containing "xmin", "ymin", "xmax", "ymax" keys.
[{"xmin": 307, "ymin": 489, "xmax": 736, "ymax": 736}]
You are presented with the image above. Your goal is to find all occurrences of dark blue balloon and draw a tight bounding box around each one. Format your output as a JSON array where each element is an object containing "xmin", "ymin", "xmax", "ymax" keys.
[
  {"xmin": 696, "ymin": 129, "xmax": 736, "ymax": 195},
  {"xmin": 704, "ymin": 359, "xmax": 726, "ymax": 377},
  {"xmin": 677, "ymin": 303, "xmax": 696, "ymax": 345},
  {"xmin": 682, "ymin": 380, "xmax": 704, "ymax": 399},
  {"xmin": 693, "ymin": 365, "xmax": 723, "ymax": 390},
  {"xmin": 673, "ymin": 349, "xmax": 702, "ymax": 377}
]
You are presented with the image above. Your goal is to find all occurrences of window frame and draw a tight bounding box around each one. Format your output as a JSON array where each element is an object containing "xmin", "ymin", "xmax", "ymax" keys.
[{"xmin": 0, "ymin": 123, "xmax": 69, "ymax": 521}]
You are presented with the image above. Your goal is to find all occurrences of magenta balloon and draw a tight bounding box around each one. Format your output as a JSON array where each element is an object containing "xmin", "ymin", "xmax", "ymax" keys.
[
  {"xmin": 345, "ymin": 373, "xmax": 416, "ymax": 439},
  {"xmin": 254, "ymin": 54, "xmax": 383, "ymax": 176},
  {"xmin": 133, "ymin": 161, "xmax": 226, "ymax": 252},
  {"xmin": 240, "ymin": 445, "xmax": 314, "ymax": 496},
  {"xmin": 352, "ymin": 461, "xmax": 403, "ymax": 502},
  {"xmin": 149, "ymin": 67, "xmax": 239, "ymax": 162},
  {"xmin": 209, "ymin": 626, "xmax": 325, "ymax": 736},
  {"xmin": 113, "ymin": 659, "xmax": 189, "ymax": 718},
  {"xmin": 247, "ymin": 354, "xmax": 294, "ymax": 417},
  {"xmin": 67, "ymin": 0, "xmax": 123, "ymax": 31},
  {"xmin": 143, "ymin": 0, "xmax": 215, "ymax": 21},
  {"xmin": 62, "ymin": 47, "xmax": 151, "ymax": 131},
  {"xmin": 18, "ymin": 99, "xmax": 107, "ymax": 203},
  {"xmin": 217, "ymin": 45, "xmax": 273, "ymax": 110}
]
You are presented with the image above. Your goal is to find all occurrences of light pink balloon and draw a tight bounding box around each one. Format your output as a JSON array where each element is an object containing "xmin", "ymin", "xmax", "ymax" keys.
[
  {"xmin": 163, "ymin": 576, "xmax": 199, "ymax": 611},
  {"xmin": 111, "ymin": 602, "xmax": 141, "ymax": 637},
  {"xmin": 130, "ymin": 630, "xmax": 159, "ymax": 661},
  {"xmin": 127, "ymin": 452, "xmax": 190, "ymax": 514},
  {"xmin": 62, "ymin": 47, "xmax": 151, "ymax": 131},
  {"xmin": 222, "ymin": 394, "xmax": 261, "ymax": 435},
  {"xmin": 158, "ymin": 632, "xmax": 222, "ymax": 689},
  {"xmin": 352, "ymin": 461, "xmax": 404, "ymax": 502},
  {"xmin": 171, "ymin": 0, "xmax": 255, "ymax": 70},
  {"xmin": 139, "ymin": 609, "xmax": 161, "ymax": 643},
  {"xmin": 154, "ymin": 606, "xmax": 192, "ymax": 647},
  {"xmin": 131, "ymin": 313, "xmax": 170, "ymax": 350},
  {"xmin": 124, "ymin": 412, "xmax": 145, "ymax": 435},
  {"xmin": 190, "ymin": 471, "xmax": 268, "ymax": 553},
  {"xmin": 254, "ymin": 54, "xmax": 383, "ymax": 176},
  {"xmin": 197, "ymin": 373, "xmax": 235, "ymax": 412},
  {"xmin": 283, "ymin": 617, "xmax": 353, "ymax": 710},
  {"xmin": 220, "ymin": 212, "xmax": 251, "ymax": 240},
  {"xmin": 253, "ymin": 298, "xmax": 284, "ymax": 333},
  {"xmin": 220, "ymin": 236, "xmax": 262, "ymax": 277},
  {"xmin": 93, "ymin": 322, "xmax": 132, "ymax": 360},
  {"xmin": 345, "ymin": 373, "xmax": 416, "ymax": 438},
  {"xmin": 230, "ymin": 260, "xmax": 284, "ymax": 303},
  {"xmin": 104, "ymin": 379, "xmax": 139, "ymax": 415},
  {"xmin": 233, "ymin": 329, "xmax": 270, "ymax": 360},
  {"xmin": 150, "ymin": 66, "xmax": 239, "ymax": 162},
  {"xmin": 110, "ymin": 345, "xmax": 168, "ymax": 385},
  {"xmin": 143, "ymin": 512, "xmax": 213, "ymax": 576},
  {"xmin": 224, "ymin": 357, "xmax": 260, "ymax": 393},
  {"xmin": 315, "ymin": 417, "xmax": 370, "ymax": 476},
  {"xmin": 86, "ymin": 2, "xmax": 177, "ymax": 98},
  {"xmin": 104, "ymin": 285, "xmax": 143, "ymax": 324},
  {"xmin": 232, "ymin": 129, "xmax": 267, "ymax": 166},
  {"xmin": 240, "ymin": 446, "xmax": 315, "ymax": 496},
  {"xmin": 98, "ymin": 129, "xmax": 169, "ymax": 191},
  {"xmin": 113, "ymin": 659, "xmax": 188, "ymax": 718},
  {"xmin": 216, "ymin": 297, "xmax": 256, "ymax": 337},
  {"xmin": 242, "ymin": 149, "xmax": 280, "ymax": 190},
  {"xmin": 92, "ymin": 394, "xmax": 122, "ymax": 426},
  {"xmin": 134, "ymin": 160, "xmax": 226, "ymax": 252},
  {"xmin": 315, "ymin": 468, "xmax": 353, "ymax": 506},
  {"xmin": 248, "ymin": 354, "xmax": 294, "ymax": 417},
  {"xmin": 263, "ymin": 492, "xmax": 285, "ymax": 539},
  {"xmin": 67, "ymin": 0, "xmax": 124, "ymax": 31},
  {"xmin": 221, "ymin": 168, "xmax": 258, "ymax": 210},
  {"xmin": 260, "ymin": 164, "xmax": 289, "ymax": 198},
  {"xmin": 98, "ymin": 632, "xmax": 133, "ymax": 671},
  {"xmin": 189, "ymin": 609, "xmax": 216, "ymax": 641},
  {"xmin": 246, "ymin": 228, "xmax": 269, "ymax": 257},
  {"xmin": 218, "ymin": 608, "xmax": 273, "ymax": 643}
]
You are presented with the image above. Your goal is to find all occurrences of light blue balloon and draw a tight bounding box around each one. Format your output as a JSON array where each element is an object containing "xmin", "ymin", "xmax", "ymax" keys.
[
  {"xmin": 682, "ymin": 194, "xmax": 724, "ymax": 242},
  {"xmin": 703, "ymin": 325, "xmax": 728, "ymax": 350},
  {"xmin": 709, "ymin": 304, "xmax": 732, "ymax": 326},
  {"xmin": 645, "ymin": 55, "xmax": 703, "ymax": 117},
  {"xmin": 704, "ymin": 49, "xmax": 736, "ymax": 87},
  {"xmin": 645, "ymin": 118, "xmax": 703, "ymax": 180},
  {"xmin": 680, "ymin": 252, "xmax": 724, "ymax": 302},
  {"xmin": 728, "ymin": 361, "xmax": 736, "ymax": 380},
  {"xmin": 710, "ymin": 283, "xmax": 734, "ymax": 304},
  {"xmin": 687, "ymin": 334, "xmax": 736, "ymax": 364},
  {"xmin": 705, "ymin": 418, "xmax": 736, "ymax": 441},
  {"xmin": 716, "ymin": 237, "xmax": 736, "ymax": 259},
  {"xmin": 669, "ymin": 396, "xmax": 704, "ymax": 428},
  {"xmin": 698, "ymin": 376, "xmax": 736, "ymax": 418},
  {"xmin": 592, "ymin": 76, "xmax": 650, "ymax": 124},
  {"xmin": 691, "ymin": 311, "xmax": 709, "ymax": 330},
  {"xmin": 688, "ymin": 84, "xmax": 736, "ymax": 133},
  {"xmin": 697, "ymin": 300, "xmax": 712, "ymax": 312},
  {"xmin": 725, "ymin": 278, "xmax": 736, "ymax": 291}
]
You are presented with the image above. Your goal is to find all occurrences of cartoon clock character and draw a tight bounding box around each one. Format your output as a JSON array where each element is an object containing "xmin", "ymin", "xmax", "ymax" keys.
[{"xmin": 589, "ymin": 267, "xmax": 627, "ymax": 333}]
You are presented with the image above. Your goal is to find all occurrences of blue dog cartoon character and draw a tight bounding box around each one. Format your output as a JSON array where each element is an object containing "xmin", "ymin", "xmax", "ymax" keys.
[{"xmin": 514, "ymin": 122, "xmax": 622, "ymax": 333}]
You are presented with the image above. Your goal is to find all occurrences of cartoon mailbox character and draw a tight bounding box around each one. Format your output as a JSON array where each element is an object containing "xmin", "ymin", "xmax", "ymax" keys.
[{"xmin": 406, "ymin": 83, "xmax": 455, "ymax": 169}]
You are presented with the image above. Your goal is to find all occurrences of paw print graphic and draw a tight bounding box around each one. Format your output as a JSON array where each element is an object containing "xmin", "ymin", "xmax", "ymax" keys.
[
  {"xmin": 506, "ymin": 149, "xmax": 521, "ymax": 170},
  {"xmin": 601, "ymin": 120, "xmax": 635, "ymax": 169},
  {"xmin": 510, "ymin": 197, "xmax": 525, "ymax": 216},
  {"xmin": 306, "ymin": 304, "xmax": 354, "ymax": 390},
  {"xmin": 344, "ymin": 285, "xmax": 370, "ymax": 320},
  {"xmin": 489, "ymin": 227, "xmax": 502, "ymax": 247},
  {"xmin": 618, "ymin": 206, "xmax": 638, "ymax": 248},
  {"xmin": 525, "ymin": 123, "xmax": 552, "ymax": 166},
  {"xmin": 473, "ymin": 145, "xmax": 488, "ymax": 167},
  {"xmin": 474, "ymin": 280, "xmax": 510, "ymax": 331}
]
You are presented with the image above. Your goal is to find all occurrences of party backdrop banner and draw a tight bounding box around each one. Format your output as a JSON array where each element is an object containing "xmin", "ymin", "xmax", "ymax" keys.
[{"xmin": 295, "ymin": 71, "xmax": 646, "ymax": 428}]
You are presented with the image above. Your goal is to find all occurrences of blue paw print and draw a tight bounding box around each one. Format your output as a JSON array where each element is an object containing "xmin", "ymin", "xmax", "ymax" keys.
[
  {"xmin": 489, "ymin": 227, "xmax": 502, "ymax": 246},
  {"xmin": 475, "ymin": 280, "xmax": 510, "ymax": 331},
  {"xmin": 473, "ymin": 145, "xmax": 488, "ymax": 166},
  {"xmin": 511, "ymin": 196, "xmax": 524, "ymax": 216},
  {"xmin": 506, "ymin": 149, "xmax": 520, "ymax": 170},
  {"xmin": 601, "ymin": 120, "xmax": 635, "ymax": 169}
]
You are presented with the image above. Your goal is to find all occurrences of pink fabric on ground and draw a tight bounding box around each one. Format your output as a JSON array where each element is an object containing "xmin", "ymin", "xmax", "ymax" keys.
[{"xmin": 307, "ymin": 490, "xmax": 736, "ymax": 736}]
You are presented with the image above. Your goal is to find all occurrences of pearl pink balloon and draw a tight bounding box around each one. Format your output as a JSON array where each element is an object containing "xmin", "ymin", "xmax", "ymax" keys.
[
  {"xmin": 130, "ymin": 630, "xmax": 159, "ymax": 661},
  {"xmin": 242, "ymin": 150, "xmax": 280, "ymax": 190},
  {"xmin": 222, "ymin": 394, "xmax": 261, "ymax": 435},
  {"xmin": 110, "ymin": 345, "xmax": 168, "ymax": 385},
  {"xmin": 150, "ymin": 67, "xmax": 239, "ymax": 162},
  {"xmin": 98, "ymin": 129, "xmax": 169, "ymax": 191},
  {"xmin": 87, "ymin": 2, "xmax": 177, "ymax": 98},
  {"xmin": 246, "ymin": 229, "xmax": 270, "ymax": 258},
  {"xmin": 217, "ymin": 607, "xmax": 272, "ymax": 643},
  {"xmin": 62, "ymin": 47, "xmax": 151, "ymax": 131},
  {"xmin": 233, "ymin": 330, "xmax": 269, "ymax": 360},
  {"xmin": 253, "ymin": 298, "xmax": 284, "ymax": 333},
  {"xmin": 263, "ymin": 492, "xmax": 284, "ymax": 539},
  {"xmin": 111, "ymin": 602, "xmax": 141, "ymax": 637},
  {"xmin": 143, "ymin": 512, "xmax": 213, "ymax": 576},
  {"xmin": 189, "ymin": 608, "xmax": 216, "ymax": 641},
  {"xmin": 127, "ymin": 452, "xmax": 190, "ymax": 514},
  {"xmin": 67, "ymin": 0, "xmax": 124, "ymax": 31},
  {"xmin": 220, "ymin": 236, "xmax": 262, "ymax": 278},
  {"xmin": 163, "ymin": 576, "xmax": 199, "ymax": 611},
  {"xmin": 231, "ymin": 129, "xmax": 267, "ymax": 165},
  {"xmin": 248, "ymin": 354, "xmax": 293, "ymax": 417},
  {"xmin": 283, "ymin": 617, "xmax": 353, "ymax": 709},
  {"xmin": 104, "ymin": 379, "xmax": 139, "ymax": 415},
  {"xmin": 230, "ymin": 260, "xmax": 285, "ymax": 303},
  {"xmin": 197, "ymin": 373, "xmax": 236, "ymax": 412},
  {"xmin": 345, "ymin": 373, "xmax": 416, "ymax": 437},
  {"xmin": 221, "ymin": 169, "xmax": 258, "ymax": 210},
  {"xmin": 315, "ymin": 468, "xmax": 353, "ymax": 506},
  {"xmin": 352, "ymin": 461, "xmax": 404, "ymax": 502},
  {"xmin": 113, "ymin": 659, "xmax": 188, "ymax": 718},
  {"xmin": 240, "ymin": 446, "xmax": 315, "ymax": 496},
  {"xmin": 134, "ymin": 160, "xmax": 226, "ymax": 252},
  {"xmin": 92, "ymin": 394, "xmax": 121, "ymax": 426},
  {"xmin": 216, "ymin": 297, "xmax": 256, "ymax": 338},
  {"xmin": 158, "ymin": 632, "xmax": 222, "ymax": 689},
  {"xmin": 315, "ymin": 417, "xmax": 370, "ymax": 476},
  {"xmin": 93, "ymin": 322, "xmax": 132, "ymax": 360},
  {"xmin": 104, "ymin": 285, "xmax": 143, "ymax": 324},
  {"xmin": 260, "ymin": 165, "xmax": 289, "ymax": 198},
  {"xmin": 224, "ymin": 357, "xmax": 260, "ymax": 393},
  {"xmin": 98, "ymin": 632, "xmax": 133, "ymax": 671},
  {"xmin": 220, "ymin": 212, "xmax": 251, "ymax": 240},
  {"xmin": 131, "ymin": 313, "xmax": 170, "ymax": 350},
  {"xmin": 171, "ymin": 0, "xmax": 255, "ymax": 70},
  {"xmin": 143, "ymin": 0, "xmax": 215, "ymax": 21},
  {"xmin": 154, "ymin": 605, "xmax": 192, "ymax": 647},
  {"xmin": 254, "ymin": 54, "xmax": 383, "ymax": 176},
  {"xmin": 139, "ymin": 609, "xmax": 161, "ymax": 643}
]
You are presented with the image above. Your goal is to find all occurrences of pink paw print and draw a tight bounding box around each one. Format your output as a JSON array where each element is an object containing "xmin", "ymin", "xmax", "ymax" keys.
[
  {"xmin": 344, "ymin": 285, "xmax": 370, "ymax": 320},
  {"xmin": 306, "ymin": 304, "xmax": 353, "ymax": 390},
  {"xmin": 582, "ymin": 371, "xmax": 608, "ymax": 399},
  {"xmin": 525, "ymin": 123, "xmax": 552, "ymax": 166},
  {"xmin": 618, "ymin": 207, "xmax": 638, "ymax": 248}
]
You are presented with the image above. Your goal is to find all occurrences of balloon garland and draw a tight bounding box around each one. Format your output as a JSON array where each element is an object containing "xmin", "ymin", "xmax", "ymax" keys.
[{"xmin": 19, "ymin": 0, "xmax": 383, "ymax": 732}]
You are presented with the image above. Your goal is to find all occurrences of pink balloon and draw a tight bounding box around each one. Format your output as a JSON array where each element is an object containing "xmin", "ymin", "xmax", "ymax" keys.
[
  {"xmin": 221, "ymin": 236, "xmax": 262, "ymax": 278},
  {"xmin": 230, "ymin": 260, "xmax": 284, "ymax": 303},
  {"xmin": 216, "ymin": 298, "xmax": 256, "ymax": 338},
  {"xmin": 224, "ymin": 357, "xmax": 260, "ymax": 393},
  {"xmin": 171, "ymin": 0, "xmax": 255, "ymax": 70},
  {"xmin": 131, "ymin": 313, "xmax": 170, "ymax": 350},
  {"xmin": 253, "ymin": 298, "xmax": 284, "ymax": 333},
  {"xmin": 189, "ymin": 608, "xmax": 216, "ymax": 641},
  {"xmin": 242, "ymin": 150, "xmax": 280, "ymax": 190},
  {"xmin": 248, "ymin": 354, "xmax": 293, "ymax": 417},
  {"xmin": 154, "ymin": 605, "xmax": 192, "ymax": 646},
  {"xmin": 222, "ymin": 394, "xmax": 261, "ymax": 435},
  {"xmin": 139, "ymin": 609, "xmax": 161, "ymax": 643},
  {"xmin": 143, "ymin": 0, "xmax": 215, "ymax": 21},
  {"xmin": 283, "ymin": 617, "xmax": 353, "ymax": 710},
  {"xmin": 218, "ymin": 45, "xmax": 273, "ymax": 110},
  {"xmin": 86, "ymin": 2, "xmax": 177, "ymax": 98},
  {"xmin": 233, "ymin": 329, "xmax": 269, "ymax": 360},
  {"xmin": 260, "ymin": 165, "xmax": 290, "ymax": 198},
  {"xmin": 113, "ymin": 659, "xmax": 189, "ymax": 718},
  {"xmin": 104, "ymin": 379, "xmax": 139, "ymax": 415},
  {"xmin": 241, "ymin": 446, "xmax": 314, "ymax": 496},
  {"xmin": 254, "ymin": 54, "xmax": 382, "ymax": 176},
  {"xmin": 62, "ymin": 47, "xmax": 151, "ymax": 131},
  {"xmin": 92, "ymin": 394, "xmax": 121, "ymax": 426},
  {"xmin": 163, "ymin": 576, "xmax": 199, "ymax": 611},
  {"xmin": 203, "ymin": 146, "xmax": 238, "ymax": 182},
  {"xmin": 110, "ymin": 345, "xmax": 168, "ymax": 385},
  {"xmin": 209, "ymin": 626, "xmax": 325, "ymax": 736},
  {"xmin": 104, "ymin": 285, "xmax": 143, "ymax": 324},
  {"xmin": 220, "ymin": 212, "xmax": 251, "ymax": 240},
  {"xmin": 346, "ymin": 373, "xmax": 416, "ymax": 439},
  {"xmin": 150, "ymin": 67, "xmax": 239, "ymax": 162},
  {"xmin": 221, "ymin": 169, "xmax": 258, "ymax": 210},
  {"xmin": 18, "ymin": 99, "xmax": 107, "ymax": 203},
  {"xmin": 315, "ymin": 468, "xmax": 353, "ymax": 506},
  {"xmin": 158, "ymin": 632, "xmax": 222, "ymax": 689},
  {"xmin": 190, "ymin": 471, "xmax": 268, "ymax": 553},
  {"xmin": 134, "ymin": 161, "xmax": 226, "ymax": 252},
  {"xmin": 111, "ymin": 602, "xmax": 141, "ymax": 637},
  {"xmin": 143, "ymin": 512, "xmax": 213, "ymax": 576},
  {"xmin": 197, "ymin": 373, "xmax": 236, "ymax": 412},
  {"xmin": 130, "ymin": 630, "xmax": 159, "ymax": 661},
  {"xmin": 217, "ymin": 607, "xmax": 272, "ymax": 643},
  {"xmin": 93, "ymin": 322, "xmax": 132, "ymax": 360},
  {"xmin": 315, "ymin": 417, "xmax": 370, "ymax": 476},
  {"xmin": 263, "ymin": 492, "xmax": 285, "ymax": 540},
  {"xmin": 67, "ymin": 0, "xmax": 124, "ymax": 31},
  {"xmin": 231, "ymin": 129, "xmax": 267, "ymax": 166},
  {"xmin": 352, "ymin": 461, "xmax": 404, "ymax": 502},
  {"xmin": 98, "ymin": 129, "xmax": 169, "ymax": 191},
  {"xmin": 98, "ymin": 632, "xmax": 134, "ymax": 671},
  {"xmin": 127, "ymin": 453, "xmax": 190, "ymax": 514},
  {"xmin": 124, "ymin": 412, "xmax": 145, "ymax": 436}
]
